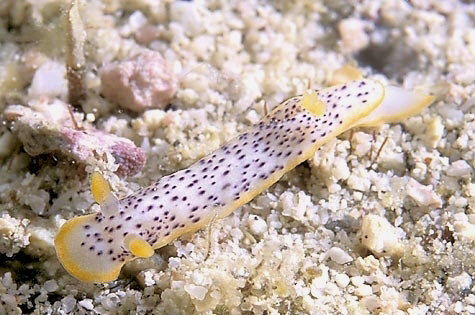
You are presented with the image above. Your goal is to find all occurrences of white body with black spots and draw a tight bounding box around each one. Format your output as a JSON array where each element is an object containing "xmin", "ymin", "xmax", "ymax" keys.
[{"xmin": 55, "ymin": 79, "xmax": 434, "ymax": 282}]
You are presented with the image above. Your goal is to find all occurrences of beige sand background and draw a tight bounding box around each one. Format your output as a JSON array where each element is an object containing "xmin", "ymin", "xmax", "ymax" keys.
[{"xmin": 0, "ymin": 1, "xmax": 474, "ymax": 314}]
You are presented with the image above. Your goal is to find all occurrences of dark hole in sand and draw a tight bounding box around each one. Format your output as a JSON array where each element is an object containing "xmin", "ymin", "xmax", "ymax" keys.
[{"xmin": 356, "ymin": 41, "xmax": 420, "ymax": 83}]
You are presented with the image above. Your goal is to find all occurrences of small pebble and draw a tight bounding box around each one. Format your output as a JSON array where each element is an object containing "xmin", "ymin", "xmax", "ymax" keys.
[
  {"xmin": 61, "ymin": 296, "xmax": 77, "ymax": 313},
  {"xmin": 334, "ymin": 273, "xmax": 350, "ymax": 288},
  {"xmin": 354, "ymin": 284, "xmax": 372, "ymax": 297},
  {"xmin": 78, "ymin": 299, "xmax": 94, "ymax": 310},
  {"xmin": 248, "ymin": 215, "xmax": 267, "ymax": 235},
  {"xmin": 446, "ymin": 160, "xmax": 472, "ymax": 177},
  {"xmin": 447, "ymin": 272, "xmax": 472, "ymax": 292},
  {"xmin": 184, "ymin": 284, "xmax": 208, "ymax": 301},
  {"xmin": 325, "ymin": 247, "xmax": 353, "ymax": 264},
  {"xmin": 43, "ymin": 279, "xmax": 58, "ymax": 292}
]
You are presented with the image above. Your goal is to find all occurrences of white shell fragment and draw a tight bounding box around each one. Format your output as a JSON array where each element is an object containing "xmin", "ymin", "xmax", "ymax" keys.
[
  {"xmin": 424, "ymin": 116, "xmax": 444, "ymax": 148},
  {"xmin": 324, "ymin": 247, "xmax": 354, "ymax": 264},
  {"xmin": 28, "ymin": 60, "xmax": 68, "ymax": 99},
  {"xmin": 454, "ymin": 221, "xmax": 475, "ymax": 241},
  {"xmin": 447, "ymin": 272, "xmax": 473, "ymax": 292},
  {"xmin": 406, "ymin": 178, "xmax": 443, "ymax": 208},
  {"xmin": 184, "ymin": 284, "xmax": 208, "ymax": 301},
  {"xmin": 446, "ymin": 160, "xmax": 472, "ymax": 177}
]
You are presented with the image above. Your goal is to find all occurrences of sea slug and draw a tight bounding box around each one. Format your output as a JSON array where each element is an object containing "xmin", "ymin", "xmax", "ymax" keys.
[{"xmin": 55, "ymin": 79, "xmax": 434, "ymax": 282}]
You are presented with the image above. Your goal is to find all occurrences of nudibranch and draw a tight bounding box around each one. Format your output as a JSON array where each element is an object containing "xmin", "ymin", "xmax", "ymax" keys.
[{"xmin": 55, "ymin": 79, "xmax": 434, "ymax": 282}]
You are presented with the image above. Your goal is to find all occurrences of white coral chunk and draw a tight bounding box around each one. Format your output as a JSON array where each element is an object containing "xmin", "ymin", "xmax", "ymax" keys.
[{"xmin": 360, "ymin": 214, "xmax": 403, "ymax": 256}]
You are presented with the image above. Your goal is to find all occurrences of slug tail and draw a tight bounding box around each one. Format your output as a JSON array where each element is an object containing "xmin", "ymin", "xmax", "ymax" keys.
[
  {"xmin": 354, "ymin": 86, "xmax": 435, "ymax": 127},
  {"xmin": 55, "ymin": 214, "xmax": 128, "ymax": 283}
]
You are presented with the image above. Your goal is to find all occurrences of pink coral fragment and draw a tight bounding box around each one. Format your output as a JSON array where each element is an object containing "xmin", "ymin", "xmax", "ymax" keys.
[
  {"xmin": 100, "ymin": 50, "xmax": 177, "ymax": 112},
  {"xmin": 5, "ymin": 104, "xmax": 145, "ymax": 177}
]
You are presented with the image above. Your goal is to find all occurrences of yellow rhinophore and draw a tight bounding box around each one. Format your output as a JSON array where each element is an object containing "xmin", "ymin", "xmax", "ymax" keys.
[
  {"xmin": 126, "ymin": 236, "xmax": 155, "ymax": 258},
  {"xmin": 300, "ymin": 90, "xmax": 326, "ymax": 117},
  {"xmin": 91, "ymin": 172, "xmax": 110, "ymax": 204},
  {"xmin": 329, "ymin": 65, "xmax": 363, "ymax": 86}
]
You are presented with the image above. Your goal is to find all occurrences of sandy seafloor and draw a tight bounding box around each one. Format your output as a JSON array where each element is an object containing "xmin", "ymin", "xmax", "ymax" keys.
[{"xmin": 0, "ymin": 0, "xmax": 475, "ymax": 314}]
